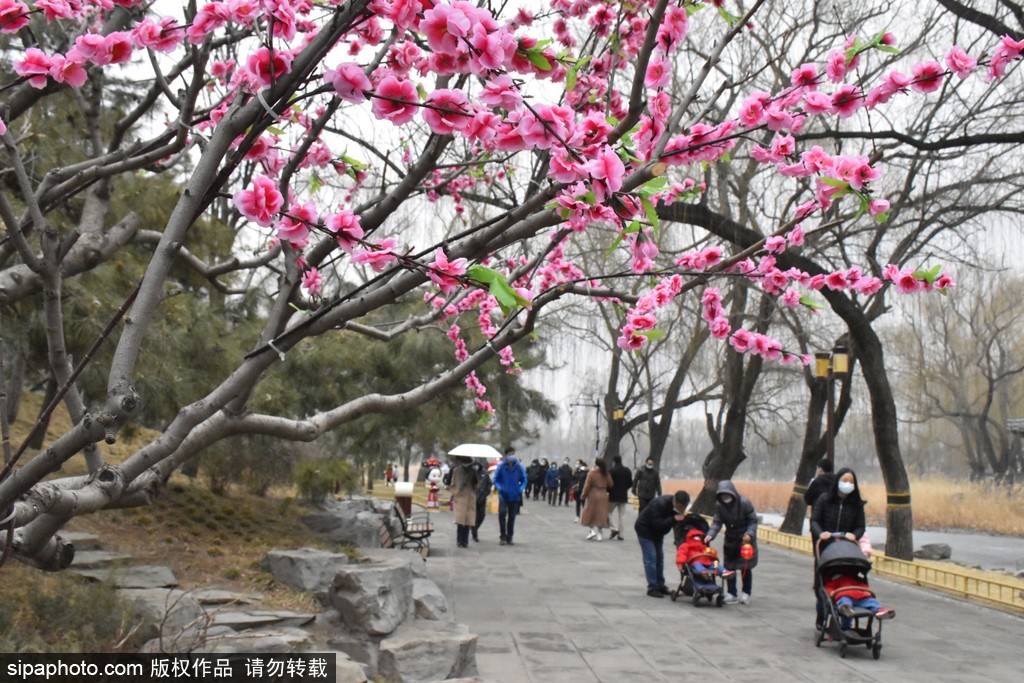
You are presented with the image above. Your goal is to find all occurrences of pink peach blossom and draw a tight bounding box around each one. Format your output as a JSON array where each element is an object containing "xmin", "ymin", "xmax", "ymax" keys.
[
  {"xmin": 233, "ymin": 176, "xmax": 284, "ymax": 227},
  {"xmin": 371, "ymin": 76, "xmax": 420, "ymax": 126},
  {"xmin": 325, "ymin": 210, "xmax": 364, "ymax": 252},
  {"xmin": 301, "ymin": 267, "xmax": 324, "ymax": 296},
  {"xmin": 325, "ymin": 63, "xmax": 371, "ymax": 103},
  {"xmin": 945, "ymin": 46, "xmax": 977, "ymax": 79}
]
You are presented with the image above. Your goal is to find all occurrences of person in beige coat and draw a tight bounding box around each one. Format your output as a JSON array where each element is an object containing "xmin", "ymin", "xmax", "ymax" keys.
[
  {"xmin": 449, "ymin": 456, "xmax": 481, "ymax": 548},
  {"xmin": 580, "ymin": 457, "xmax": 613, "ymax": 541}
]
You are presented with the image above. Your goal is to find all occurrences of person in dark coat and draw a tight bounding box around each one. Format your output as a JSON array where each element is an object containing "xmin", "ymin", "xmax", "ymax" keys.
[
  {"xmin": 472, "ymin": 466, "xmax": 493, "ymax": 543},
  {"xmin": 634, "ymin": 490, "xmax": 690, "ymax": 597},
  {"xmin": 632, "ymin": 457, "xmax": 662, "ymax": 513},
  {"xmin": 705, "ymin": 480, "xmax": 758, "ymax": 604},
  {"xmin": 803, "ymin": 457, "xmax": 835, "ymax": 520},
  {"xmin": 607, "ymin": 455, "xmax": 633, "ymax": 540},
  {"xmin": 557, "ymin": 459, "xmax": 573, "ymax": 506},
  {"xmin": 572, "ymin": 460, "xmax": 588, "ymax": 521},
  {"xmin": 524, "ymin": 458, "xmax": 540, "ymax": 501},
  {"xmin": 810, "ymin": 467, "xmax": 866, "ymax": 546},
  {"xmin": 809, "ymin": 467, "xmax": 866, "ymax": 628},
  {"xmin": 544, "ymin": 463, "xmax": 560, "ymax": 505}
]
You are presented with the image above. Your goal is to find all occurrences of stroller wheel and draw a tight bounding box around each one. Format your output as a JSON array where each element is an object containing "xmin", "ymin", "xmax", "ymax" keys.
[
  {"xmin": 716, "ymin": 593, "xmax": 724, "ymax": 607},
  {"xmin": 670, "ymin": 590, "xmax": 678, "ymax": 602},
  {"xmin": 839, "ymin": 643, "xmax": 848, "ymax": 659},
  {"xmin": 692, "ymin": 591, "xmax": 701, "ymax": 605},
  {"xmin": 872, "ymin": 642, "xmax": 882, "ymax": 660}
]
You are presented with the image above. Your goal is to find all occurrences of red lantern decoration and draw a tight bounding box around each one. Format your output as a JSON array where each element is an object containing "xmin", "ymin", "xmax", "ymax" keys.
[{"xmin": 740, "ymin": 543, "xmax": 755, "ymax": 560}]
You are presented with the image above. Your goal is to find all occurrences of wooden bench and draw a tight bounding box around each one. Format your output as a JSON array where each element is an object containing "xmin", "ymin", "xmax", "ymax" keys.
[{"xmin": 380, "ymin": 503, "xmax": 433, "ymax": 558}]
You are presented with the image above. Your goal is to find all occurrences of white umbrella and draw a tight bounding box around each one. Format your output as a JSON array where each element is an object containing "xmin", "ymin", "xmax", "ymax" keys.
[{"xmin": 447, "ymin": 443, "xmax": 503, "ymax": 459}]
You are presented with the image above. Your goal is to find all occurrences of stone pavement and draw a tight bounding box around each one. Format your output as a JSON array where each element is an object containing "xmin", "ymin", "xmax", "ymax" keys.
[{"xmin": 422, "ymin": 496, "xmax": 1024, "ymax": 682}]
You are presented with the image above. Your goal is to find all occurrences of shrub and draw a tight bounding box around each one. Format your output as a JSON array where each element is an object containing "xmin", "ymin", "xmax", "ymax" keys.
[
  {"xmin": 292, "ymin": 456, "xmax": 359, "ymax": 504},
  {"xmin": 0, "ymin": 573, "xmax": 143, "ymax": 652}
]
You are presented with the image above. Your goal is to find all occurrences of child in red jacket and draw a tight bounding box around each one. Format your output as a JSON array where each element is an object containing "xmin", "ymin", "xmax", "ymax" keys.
[
  {"xmin": 676, "ymin": 527, "xmax": 734, "ymax": 580},
  {"xmin": 823, "ymin": 571, "xmax": 895, "ymax": 628}
]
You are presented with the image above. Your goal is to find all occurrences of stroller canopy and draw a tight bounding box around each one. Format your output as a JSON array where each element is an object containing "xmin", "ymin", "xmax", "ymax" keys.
[{"xmin": 818, "ymin": 539, "xmax": 872, "ymax": 575}]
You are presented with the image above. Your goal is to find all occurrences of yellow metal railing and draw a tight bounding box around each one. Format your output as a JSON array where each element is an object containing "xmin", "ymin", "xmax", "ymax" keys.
[{"xmin": 759, "ymin": 525, "xmax": 1024, "ymax": 612}]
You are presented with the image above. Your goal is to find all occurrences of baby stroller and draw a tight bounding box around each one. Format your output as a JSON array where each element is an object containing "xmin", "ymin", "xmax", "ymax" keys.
[
  {"xmin": 670, "ymin": 522, "xmax": 726, "ymax": 607},
  {"xmin": 815, "ymin": 538, "xmax": 884, "ymax": 659}
]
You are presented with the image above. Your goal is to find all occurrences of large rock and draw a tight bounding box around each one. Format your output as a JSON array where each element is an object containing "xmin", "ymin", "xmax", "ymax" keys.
[
  {"xmin": 263, "ymin": 547, "xmax": 351, "ymax": 597},
  {"xmin": 208, "ymin": 609, "xmax": 316, "ymax": 630},
  {"xmin": 327, "ymin": 631, "xmax": 381, "ymax": 679},
  {"xmin": 119, "ymin": 588, "xmax": 205, "ymax": 644},
  {"xmin": 914, "ymin": 543, "xmax": 953, "ymax": 560},
  {"xmin": 412, "ymin": 578, "xmax": 448, "ymax": 621},
  {"xmin": 301, "ymin": 498, "xmax": 389, "ymax": 547},
  {"xmin": 74, "ymin": 565, "xmax": 178, "ymax": 589},
  {"xmin": 329, "ymin": 556, "xmax": 414, "ymax": 636},
  {"xmin": 194, "ymin": 626, "xmax": 316, "ymax": 653},
  {"xmin": 378, "ymin": 623, "xmax": 477, "ymax": 683}
]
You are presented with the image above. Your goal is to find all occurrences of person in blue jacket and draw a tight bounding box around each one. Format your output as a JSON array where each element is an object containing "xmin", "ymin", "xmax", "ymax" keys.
[{"xmin": 493, "ymin": 446, "xmax": 527, "ymax": 545}]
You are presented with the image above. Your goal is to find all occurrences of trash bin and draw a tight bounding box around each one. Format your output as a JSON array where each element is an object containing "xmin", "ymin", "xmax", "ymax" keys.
[{"xmin": 394, "ymin": 481, "xmax": 414, "ymax": 517}]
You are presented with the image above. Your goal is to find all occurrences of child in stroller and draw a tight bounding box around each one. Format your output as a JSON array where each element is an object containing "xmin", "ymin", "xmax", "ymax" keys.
[
  {"xmin": 815, "ymin": 538, "xmax": 894, "ymax": 658},
  {"xmin": 671, "ymin": 527, "xmax": 734, "ymax": 606}
]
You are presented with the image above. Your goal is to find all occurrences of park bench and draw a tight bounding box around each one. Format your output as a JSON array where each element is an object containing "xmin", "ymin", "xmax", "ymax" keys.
[{"xmin": 380, "ymin": 503, "xmax": 433, "ymax": 558}]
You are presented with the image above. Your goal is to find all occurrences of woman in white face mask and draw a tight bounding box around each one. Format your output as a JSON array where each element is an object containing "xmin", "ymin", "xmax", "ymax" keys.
[
  {"xmin": 809, "ymin": 467, "xmax": 867, "ymax": 629},
  {"xmin": 810, "ymin": 468, "xmax": 866, "ymax": 546}
]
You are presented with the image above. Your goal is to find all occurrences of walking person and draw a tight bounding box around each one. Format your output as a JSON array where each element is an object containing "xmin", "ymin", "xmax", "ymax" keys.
[
  {"xmin": 581, "ymin": 457, "xmax": 614, "ymax": 541},
  {"xmin": 572, "ymin": 460, "xmax": 588, "ymax": 522},
  {"xmin": 705, "ymin": 481, "xmax": 758, "ymax": 605},
  {"xmin": 557, "ymin": 459, "xmax": 573, "ymax": 506},
  {"xmin": 810, "ymin": 467, "xmax": 866, "ymax": 629},
  {"xmin": 449, "ymin": 456, "xmax": 480, "ymax": 548},
  {"xmin": 632, "ymin": 457, "xmax": 662, "ymax": 513},
  {"xmin": 493, "ymin": 447, "xmax": 527, "ymax": 546},
  {"xmin": 634, "ymin": 490, "xmax": 691, "ymax": 597},
  {"xmin": 607, "ymin": 455, "xmax": 632, "ymax": 540},
  {"xmin": 545, "ymin": 462, "xmax": 560, "ymax": 505},
  {"xmin": 803, "ymin": 457, "xmax": 836, "ymax": 520},
  {"xmin": 472, "ymin": 463, "xmax": 493, "ymax": 543}
]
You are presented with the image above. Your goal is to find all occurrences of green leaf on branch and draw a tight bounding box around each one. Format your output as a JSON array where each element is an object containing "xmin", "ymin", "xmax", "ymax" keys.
[
  {"xmin": 873, "ymin": 210, "xmax": 890, "ymax": 224},
  {"xmin": 525, "ymin": 48, "xmax": 552, "ymax": 71},
  {"xmin": 717, "ymin": 5, "xmax": 741, "ymax": 26},
  {"xmin": 912, "ymin": 264, "xmax": 943, "ymax": 284},
  {"xmin": 819, "ymin": 177, "xmax": 849, "ymax": 188},
  {"xmin": 467, "ymin": 265, "xmax": 531, "ymax": 315},
  {"xmin": 341, "ymin": 154, "xmax": 367, "ymax": 171},
  {"xmin": 565, "ymin": 56, "xmax": 590, "ymax": 92},
  {"xmin": 641, "ymin": 329, "xmax": 666, "ymax": 341},
  {"xmin": 799, "ymin": 296, "xmax": 824, "ymax": 311},
  {"xmin": 639, "ymin": 175, "xmax": 669, "ymax": 198},
  {"xmin": 640, "ymin": 197, "xmax": 659, "ymax": 231},
  {"xmin": 266, "ymin": 125, "xmax": 285, "ymax": 136}
]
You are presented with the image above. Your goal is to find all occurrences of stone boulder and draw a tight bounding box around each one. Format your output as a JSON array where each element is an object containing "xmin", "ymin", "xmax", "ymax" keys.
[
  {"xmin": 329, "ymin": 556, "xmax": 414, "ymax": 636},
  {"xmin": 378, "ymin": 622, "xmax": 477, "ymax": 683},
  {"xmin": 914, "ymin": 543, "xmax": 953, "ymax": 561},
  {"xmin": 412, "ymin": 578, "xmax": 448, "ymax": 621},
  {"xmin": 75, "ymin": 565, "xmax": 178, "ymax": 589},
  {"xmin": 119, "ymin": 587, "xmax": 205, "ymax": 644},
  {"xmin": 301, "ymin": 499, "xmax": 388, "ymax": 548},
  {"xmin": 263, "ymin": 547, "xmax": 351, "ymax": 597}
]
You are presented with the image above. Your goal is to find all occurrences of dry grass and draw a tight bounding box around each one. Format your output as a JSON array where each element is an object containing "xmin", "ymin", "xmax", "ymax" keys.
[
  {"xmin": 2, "ymin": 393, "xmax": 342, "ymax": 636},
  {"xmin": 665, "ymin": 478, "xmax": 1024, "ymax": 536}
]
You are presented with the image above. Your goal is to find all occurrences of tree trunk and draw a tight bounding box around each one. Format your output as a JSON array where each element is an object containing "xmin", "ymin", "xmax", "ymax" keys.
[
  {"xmin": 27, "ymin": 377, "xmax": 58, "ymax": 450},
  {"xmin": 849, "ymin": 322, "xmax": 914, "ymax": 559},
  {"xmin": 692, "ymin": 330, "xmax": 765, "ymax": 515},
  {"xmin": 780, "ymin": 379, "xmax": 828, "ymax": 534}
]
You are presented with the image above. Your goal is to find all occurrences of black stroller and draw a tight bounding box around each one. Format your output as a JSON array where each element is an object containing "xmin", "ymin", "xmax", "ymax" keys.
[{"xmin": 814, "ymin": 538, "xmax": 884, "ymax": 659}]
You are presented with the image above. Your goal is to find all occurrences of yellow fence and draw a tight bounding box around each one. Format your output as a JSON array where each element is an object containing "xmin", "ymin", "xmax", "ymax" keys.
[{"xmin": 758, "ymin": 526, "xmax": 1024, "ymax": 613}]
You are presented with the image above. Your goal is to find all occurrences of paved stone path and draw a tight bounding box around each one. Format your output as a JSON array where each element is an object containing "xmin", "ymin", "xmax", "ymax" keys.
[{"xmin": 423, "ymin": 497, "xmax": 1024, "ymax": 682}]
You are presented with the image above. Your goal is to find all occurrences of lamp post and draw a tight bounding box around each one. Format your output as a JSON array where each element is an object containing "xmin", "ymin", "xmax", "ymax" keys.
[
  {"xmin": 571, "ymin": 398, "xmax": 602, "ymax": 458},
  {"xmin": 814, "ymin": 344, "xmax": 850, "ymax": 465}
]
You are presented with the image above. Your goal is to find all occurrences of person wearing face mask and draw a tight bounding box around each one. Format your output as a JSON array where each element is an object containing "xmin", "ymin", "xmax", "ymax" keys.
[
  {"xmin": 631, "ymin": 457, "xmax": 662, "ymax": 513},
  {"xmin": 704, "ymin": 480, "xmax": 758, "ymax": 605},
  {"xmin": 493, "ymin": 446, "xmax": 527, "ymax": 545},
  {"xmin": 810, "ymin": 467, "xmax": 867, "ymax": 629}
]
